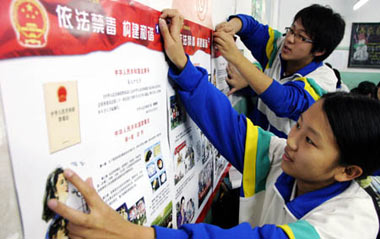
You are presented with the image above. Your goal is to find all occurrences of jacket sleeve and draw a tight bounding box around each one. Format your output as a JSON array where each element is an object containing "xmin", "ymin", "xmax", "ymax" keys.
[
  {"xmin": 229, "ymin": 14, "xmax": 282, "ymax": 70},
  {"xmin": 259, "ymin": 77, "xmax": 327, "ymax": 121},
  {"xmin": 154, "ymin": 222, "xmax": 289, "ymax": 239},
  {"xmin": 169, "ymin": 58, "xmax": 276, "ymax": 197},
  {"xmin": 168, "ymin": 57, "xmax": 247, "ymax": 172}
]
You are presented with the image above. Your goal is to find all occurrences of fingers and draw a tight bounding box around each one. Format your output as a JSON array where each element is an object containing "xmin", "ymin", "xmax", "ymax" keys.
[
  {"xmin": 215, "ymin": 22, "xmax": 234, "ymax": 35},
  {"xmin": 67, "ymin": 221, "xmax": 90, "ymax": 238},
  {"xmin": 215, "ymin": 22, "xmax": 228, "ymax": 31},
  {"xmin": 213, "ymin": 31, "xmax": 232, "ymax": 47},
  {"xmin": 47, "ymin": 199, "xmax": 91, "ymax": 226},
  {"xmin": 63, "ymin": 169, "xmax": 101, "ymax": 207},
  {"xmin": 159, "ymin": 8, "xmax": 187, "ymax": 70},
  {"xmin": 160, "ymin": 9, "xmax": 184, "ymax": 36},
  {"xmin": 158, "ymin": 18, "xmax": 172, "ymax": 43},
  {"xmin": 160, "ymin": 8, "xmax": 180, "ymax": 19}
]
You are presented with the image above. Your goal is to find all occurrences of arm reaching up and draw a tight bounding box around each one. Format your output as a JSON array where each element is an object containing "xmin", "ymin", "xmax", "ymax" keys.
[{"xmin": 159, "ymin": 9, "xmax": 187, "ymax": 71}]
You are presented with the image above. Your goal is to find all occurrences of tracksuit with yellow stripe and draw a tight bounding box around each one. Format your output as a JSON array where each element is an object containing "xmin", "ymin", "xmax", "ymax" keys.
[
  {"xmin": 153, "ymin": 58, "xmax": 378, "ymax": 239},
  {"xmin": 232, "ymin": 14, "xmax": 337, "ymax": 138}
]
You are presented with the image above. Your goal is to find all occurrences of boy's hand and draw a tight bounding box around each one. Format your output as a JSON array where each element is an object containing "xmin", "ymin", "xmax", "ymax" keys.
[
  {"xmin": 159, "ymin": 9, "xmax": 187, "ymax": 71},
  {"xmin": 213, "ymin": 31, "xmax": 242, "ymax": 64},
  {"xmin": 47, "ymin": 169, "xmax": 154, "ymax": 239},
  {"xmin": 215, "ymin": 18, "xmax": 242, "ymax": 36}
]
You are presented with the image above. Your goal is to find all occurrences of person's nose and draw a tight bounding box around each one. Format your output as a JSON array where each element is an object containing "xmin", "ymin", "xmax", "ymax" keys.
[
  {"xmin": 287, "ymin": 126, "xmax": 299, "ymax": 151},
  {"xmin": 286, "ymin": 32, "xmax": 296, "ymax": 44}
]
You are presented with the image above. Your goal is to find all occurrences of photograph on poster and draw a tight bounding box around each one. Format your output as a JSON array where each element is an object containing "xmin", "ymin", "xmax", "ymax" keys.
[
  {"xmin": 197, "ymin": 160, "xmax": 213, "ymax": 208},
  {"xmin": 42, "ymin": 167, "xmax": 87, "ymax": 239},
  {"xmin": 174, "ymin": 141, "xmax": 195, "ymax": 185},
  {"xmin": 144, "ymin": 142, "xmax": 166, "ymax": 193},
  {"xmin": 185, "ymin": 198, "xmax": 195, "ymax": 223},
  {"xmin": 42, "ymin": 168, "xmax": 69, "ymax": 239},
  {"xmin": 200, "ymin": 131, "xmax": 213, "ymax": 164},
  {"xmin": 214, "ymin": 149, "xmax": 226, "ymax": 178},
  {"xmin": 175, "ymin": 196, "xmax": 196, "ymax": 227},
  {"xmin": 127, "ymin": 197, "xmax": 147, "ymax": 226},
  {"xmin": 159, "ymin": 170, "xmax": 167, "ymax": 185},
  {"xmin": 169, "ymin": 94, "xmax": 187, "ymax": 129},
  {"xmin": 151, "ymin": 202, "xmax": 173, "ymax": 228},
  {"xmin": 116, "ymin": 203, "xmax": 129, "ymax": 221}
]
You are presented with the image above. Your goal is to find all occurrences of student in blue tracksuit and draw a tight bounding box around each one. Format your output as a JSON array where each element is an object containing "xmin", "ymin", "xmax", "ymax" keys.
[
  {"xmin": 47, "ymin": 9, "xmax": 380, "ymax": 239},
  {"xmin": 215, "ymin": 4, "xmax": 345, "ymax": 138}
]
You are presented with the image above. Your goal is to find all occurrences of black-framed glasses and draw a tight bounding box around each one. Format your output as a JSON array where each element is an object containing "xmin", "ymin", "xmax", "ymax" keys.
[{"xmin": 285, "ymin": 27, "xmax": 313, "ymax": 43}]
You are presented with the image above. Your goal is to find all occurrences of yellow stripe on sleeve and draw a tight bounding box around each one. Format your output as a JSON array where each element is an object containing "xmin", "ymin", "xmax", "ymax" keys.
[
  {"xmin": 278, "ymin": 224, "xmax": 296, "ymax": 239},
  {"xmin": 265, "ymin": 28, "xmax": 275, "ymax": 69},
  {"xmin": 243, "ymin": 119, "xmax": 259, "ymax": 197},
  {"xmin": 294, "ymin": 77, "xmax": 321, "ymax": 101}
]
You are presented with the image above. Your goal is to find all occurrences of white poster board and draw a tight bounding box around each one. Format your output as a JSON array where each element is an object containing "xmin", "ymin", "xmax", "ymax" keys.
[{"xmin": 0, "ymin": 0, "xmax": 234, "ymax": 238}]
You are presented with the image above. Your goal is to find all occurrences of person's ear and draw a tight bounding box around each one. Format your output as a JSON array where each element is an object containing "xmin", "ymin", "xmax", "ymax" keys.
[
  {"xmin": 335, "ymin": 165, "xmax": 363, "ymax": 182},
  {"xmin": 312, "ymin": 49, "xmax": 325, "ymax": 57}
]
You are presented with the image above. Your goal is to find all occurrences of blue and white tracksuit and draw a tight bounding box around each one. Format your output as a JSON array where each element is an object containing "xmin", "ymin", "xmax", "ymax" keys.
[
  {"xmin": 153, "ymin": 58, "xmax": 378, "ymax": 239},
  {"xmin": 233, "ymin": 14, "xmax": 337, "ymax": 138}
]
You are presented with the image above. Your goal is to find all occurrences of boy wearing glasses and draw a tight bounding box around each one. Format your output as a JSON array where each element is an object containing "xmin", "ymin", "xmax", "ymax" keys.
[{"xmin": 214, "ymin": 4, "xmax": 345, "ymax": 138}]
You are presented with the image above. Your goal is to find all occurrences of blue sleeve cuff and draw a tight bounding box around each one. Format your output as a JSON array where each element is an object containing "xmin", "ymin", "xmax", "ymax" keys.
[
  {"xmin": 154, "ymin": 223, "xmax": 290, "ymax": 239},
  {"xmin": 168, "ymin": 56, "xmax": 206, "ymax": 92},
  {"xmin": 153, "ymin": 226, "xmax": 188, "ymax": 239}
]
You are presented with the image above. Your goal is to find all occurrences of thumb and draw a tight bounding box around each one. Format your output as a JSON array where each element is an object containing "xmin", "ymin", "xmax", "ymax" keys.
[{"xmin": 159, "ymin": 18, "xmax": 172, "ymax": 43}]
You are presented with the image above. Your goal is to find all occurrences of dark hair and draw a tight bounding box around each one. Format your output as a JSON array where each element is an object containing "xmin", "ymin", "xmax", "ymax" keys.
[
  {"xmin": 47, "ymin": 216, "xmax": 68, "ymax": 239},
  {"xmin": 351, "ymin": 81, "xmax": 377, "ymax": 98},
  {"xmin": 322, "ymin": 93, "xmax": 380, "ymax": 178},
  {"xmin": 42, "ymin": 167, "xmax": 64, "ymax": 222},
  {"xmin": 294, "ymin": 4, "xmax": 345, "ymax": 62}
]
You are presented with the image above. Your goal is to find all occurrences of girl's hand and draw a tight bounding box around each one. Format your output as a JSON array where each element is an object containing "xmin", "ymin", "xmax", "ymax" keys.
[
  {"xmin": 159, "ymin": 9, "xmax": 187, "ymax": 71},
  {"xmin": 47, "ymin": 169, "xmax": 154, "ymax": 239}
]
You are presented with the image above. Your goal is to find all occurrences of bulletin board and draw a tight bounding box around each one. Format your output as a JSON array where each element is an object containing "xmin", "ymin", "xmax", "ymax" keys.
[
  {"xmin": 0, "ymin": 0, "xmax": 234, "ymax": 238},
  {"xmin": 348, "ymin": 22, "xmax": 380, "ymax": 68}
]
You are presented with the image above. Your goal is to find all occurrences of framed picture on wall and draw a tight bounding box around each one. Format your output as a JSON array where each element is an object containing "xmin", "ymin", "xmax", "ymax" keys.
[{"xmin": 348, "ymin": 22, "xmax": 380, "ymax": 68}]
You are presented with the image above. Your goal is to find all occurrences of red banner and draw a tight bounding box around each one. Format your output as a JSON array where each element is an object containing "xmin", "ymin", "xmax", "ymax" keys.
[{"xmin": 0, "ymin": 0, "xmax": 211, "ymax": 60}]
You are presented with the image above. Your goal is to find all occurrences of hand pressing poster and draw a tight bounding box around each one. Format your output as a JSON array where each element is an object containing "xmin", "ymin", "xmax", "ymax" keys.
[{"xmin": 0, "ymin": 0, "xmax": 173, "ymax": 238}]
